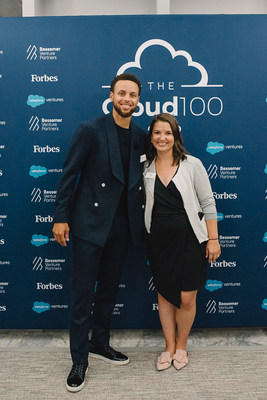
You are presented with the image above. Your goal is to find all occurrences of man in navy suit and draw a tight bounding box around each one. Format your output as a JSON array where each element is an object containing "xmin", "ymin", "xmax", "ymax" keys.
[{"xmin": 52, "ymin": 73, "xmax": 146, "ymax": 392}]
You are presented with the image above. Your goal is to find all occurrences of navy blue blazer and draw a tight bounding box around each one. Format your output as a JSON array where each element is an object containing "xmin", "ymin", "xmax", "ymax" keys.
[{"xmin": 54, "ymin": 112, "xmax": 147, "ymax": 247}]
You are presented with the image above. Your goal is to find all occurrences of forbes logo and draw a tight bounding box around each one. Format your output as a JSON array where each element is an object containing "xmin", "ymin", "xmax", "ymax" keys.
[
  {"xmin": 31, "ymin": 74, "xmax": 58, "ymax": 82},
  {"xmin": 36, "ymin": 282, "xmax": 63, "ymax": 290},
  {"xmin": 210, "ymin": 260, "xmax": 236, "ymax": 268},
  {"xmin": 33, "ymin": 145, "xmax": 60, "ymax": 153},
  {"xmin": 35, "ymin": 215, "xmax": 53, "ymax": 223},
  {"xmin": 213, "ymin": 192, "xmax": 237, "ymax": 200}
]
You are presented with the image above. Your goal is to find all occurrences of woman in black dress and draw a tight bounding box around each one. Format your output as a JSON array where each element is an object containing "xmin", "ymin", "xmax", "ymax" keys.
[{"xmin": 143, "ymin": 114, "xmax": 221, "ymax": 371}]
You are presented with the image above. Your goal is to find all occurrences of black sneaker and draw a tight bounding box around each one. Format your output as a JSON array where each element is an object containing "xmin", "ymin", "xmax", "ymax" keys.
[
  {"xmin": 89, "ymin": 344, "xmax": 129, "ymax": 365},
  {"xmin": 66, "ymin": 364, "xmax": 88, "ymax": 392}
]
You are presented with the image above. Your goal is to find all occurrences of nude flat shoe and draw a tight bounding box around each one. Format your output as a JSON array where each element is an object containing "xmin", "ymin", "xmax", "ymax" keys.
[
  {"xmin": 172, "ymin": 349, "xmax": 189, "ymax": 370},
  {"xmin": 156, "ymin": 351, "xmax": 172, "ymax": 371}
]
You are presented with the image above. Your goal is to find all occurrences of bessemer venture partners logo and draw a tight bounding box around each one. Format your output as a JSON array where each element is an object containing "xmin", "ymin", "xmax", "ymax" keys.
[
  {"xmin": 102, "ymin": 39, "xmax": 223, "ymax": 118},
  {"xmin": 206, "ymin": 300, "xmax": 239, "ymax": 314},
  {"xmin": 0, "ymin": 215, "xmax": 7, "ymax": 228},
  {"xmin": 31, "ymin": 188, "xmax": 57, "ymax": 203},
  {"xmin": 26, "ymin": 45, "xmax": 61, "ymax": 61},
  {"xmin": 33, "ymin": 256, "xmax": 65, "ymax": 271},
  {"xmin": 0, "ymin": 282, "xmax": 9, "ymax": 294},
  {"xmin": 28, "ymin": 116, "xmax": 63, "ymax": 132},
  {"xmin": 0, "ymin": 144, "xmax": 5, "ymax": 158},
  {"xmin": 148, "ymin": 276, "xmax": 156, "ymax": 291},
  {"xmin": 207, "ymin": 164, "xmax": 241, "ymax": 180}
]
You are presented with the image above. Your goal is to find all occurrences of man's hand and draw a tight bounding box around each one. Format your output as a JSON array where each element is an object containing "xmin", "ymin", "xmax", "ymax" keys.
[{"xmin": 52, "ymin": 223, "xmax": 70, "ymax": 247}]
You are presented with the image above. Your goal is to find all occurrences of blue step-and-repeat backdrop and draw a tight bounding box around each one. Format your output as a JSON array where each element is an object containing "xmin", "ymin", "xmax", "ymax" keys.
[{"xmin": 0, "ymin": 15, "xmax": 266, "ymax": 328}]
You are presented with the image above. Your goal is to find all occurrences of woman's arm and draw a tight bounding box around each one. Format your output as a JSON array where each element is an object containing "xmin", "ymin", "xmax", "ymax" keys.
[{"xmin": 205, "ymin": 219, "xmax": 221, "ymax": 263}]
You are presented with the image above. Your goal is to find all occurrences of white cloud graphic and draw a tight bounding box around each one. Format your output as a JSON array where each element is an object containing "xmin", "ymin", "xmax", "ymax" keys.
[{"xmin": 116, "ymin": 39, "xmax": 223, "ymax": 88}]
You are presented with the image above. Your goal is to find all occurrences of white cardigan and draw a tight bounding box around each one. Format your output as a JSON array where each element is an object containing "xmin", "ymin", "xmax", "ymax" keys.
[{"xmin": 143, "ymin": 155, "xmax": 217, "ymax": 243}]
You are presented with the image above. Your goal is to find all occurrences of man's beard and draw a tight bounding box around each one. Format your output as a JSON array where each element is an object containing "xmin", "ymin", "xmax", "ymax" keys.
[{"xmin": 113, "ymin": 102, "xmax": 137, "ymax": 118}]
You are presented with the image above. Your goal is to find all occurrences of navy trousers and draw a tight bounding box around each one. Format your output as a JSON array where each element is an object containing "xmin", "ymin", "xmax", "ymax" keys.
[{"xmin": 70, "ymin": 210, "xmax": 130, "ymax": 366}]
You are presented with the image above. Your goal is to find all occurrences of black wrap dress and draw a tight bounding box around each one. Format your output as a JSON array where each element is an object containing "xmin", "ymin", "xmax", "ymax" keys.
[{"xmin": 148, "ymin": 173, "xmax": 207, "ymax": 308}]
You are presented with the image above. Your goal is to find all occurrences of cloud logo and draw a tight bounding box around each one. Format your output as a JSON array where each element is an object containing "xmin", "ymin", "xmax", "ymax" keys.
[
  {"xmin": 263, "ymin": 232, "xmax": 267, "ymax": 243},
  {"xmin": 205, "ymin": 280, "xmax": 223, "ymax": 292},
  {"xmin": 27, "ymin": 94, "xmax": 45, "ymax": 108},
  {"xmin": 32, "ymin": 301, "xmax": 50, "ymax": 313},
  {"xmin": 206, "ymin": 142, "xmax": 225, "ymax": 155},
  {"xmin": 264, "ymin": 164, "xmax": 267, "ymax": 174},
  {"xmin": 261, "ymin": 299, "xmax": 267, "ymax": 310},
  {"xmin": 116, "ymin": 39, "xmax": 223, "ymax": 88},
  {"xmin": 31, "ymin": 234, "xmax": 49, "ymax": 247},
  {"xmin": 29, "ymin": 165, "xmax": 47, "ymax": 178},
  {"xmin": 217, "ymin": 212, "xmax": 224, "ymax": 222}
]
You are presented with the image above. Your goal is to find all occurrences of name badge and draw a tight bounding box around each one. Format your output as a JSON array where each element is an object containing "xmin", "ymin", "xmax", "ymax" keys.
[
  {"xmin": 145, "ymin": 172, "xmax": 155, "ymax": 179},
  {"xmin": 140, "ymin": 154, "xmax": 147, "ymax": 163}
]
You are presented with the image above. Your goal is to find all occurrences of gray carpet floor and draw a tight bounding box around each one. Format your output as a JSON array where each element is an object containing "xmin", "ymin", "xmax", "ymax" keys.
[{"xmin": 1, "ymin": 350, "xmax": 267, "ymax": 400}]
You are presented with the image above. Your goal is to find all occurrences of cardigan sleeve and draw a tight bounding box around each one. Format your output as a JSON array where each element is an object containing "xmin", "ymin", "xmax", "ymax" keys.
[{"xmin": 193, "ymin": 158, "xmax": 217, "ymax": 220}]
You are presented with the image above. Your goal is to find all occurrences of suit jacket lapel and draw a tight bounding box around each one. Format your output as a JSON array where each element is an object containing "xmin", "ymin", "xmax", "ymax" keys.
[{"xmin": 105, "ymin": 113, "xmax": 124, "ymax": 184}]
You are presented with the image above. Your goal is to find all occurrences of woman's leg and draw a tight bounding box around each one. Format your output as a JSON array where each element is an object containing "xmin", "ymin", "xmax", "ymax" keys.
[
  {"xmin": 158, "ymin": 293, "xmax": 177, "ymax": 356},
  {"xmin": 175, "ymin": 290, "xmax": 197, "ymax": 351}
]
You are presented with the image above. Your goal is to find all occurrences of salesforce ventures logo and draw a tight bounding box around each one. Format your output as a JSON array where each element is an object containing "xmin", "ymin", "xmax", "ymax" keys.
[
  {"xmin": 261, "ymin": 299, "xmax": 267, "ymax": 310},
  {"xmin": 27, "ymin": 95, "xmax": 45, "ymax": 108},
  {"xmin": 32, "ymin": 301, "xmax": 50, "ymax": 313},
  {"xmin": 206, "ymin": 142, "xmax": 225, "ymax": 155},
  {"xmin": 29, "ymin": 165, "xmax": 47, "ymax": 178},
  {"xmin": 205, "ymin": 280, "xmax": 223, "ymax": 292},
  {"xmin": 31, "ymin": 234, "xmax": 49, "ymax": 247}
]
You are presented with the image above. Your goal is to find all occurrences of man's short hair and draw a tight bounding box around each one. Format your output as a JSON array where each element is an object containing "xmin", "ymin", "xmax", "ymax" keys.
[{"xmin": 110, "ymin": 73, "xmax": 142, "ymax": 95}]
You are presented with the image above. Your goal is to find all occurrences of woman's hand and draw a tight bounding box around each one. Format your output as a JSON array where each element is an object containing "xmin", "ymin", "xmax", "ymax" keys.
[{"xmin": 206, "ymin": 239, "xmax": 221, "ymax": 263}]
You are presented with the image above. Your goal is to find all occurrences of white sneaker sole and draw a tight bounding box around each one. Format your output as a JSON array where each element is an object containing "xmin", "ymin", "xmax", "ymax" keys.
[
  {"xmin": 89, "ymin": 352, "xmax": 129, "ymax": 365},
  {"xmin": 66, "ymin": 367, "xmax": 88, "ymax": 392}
]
